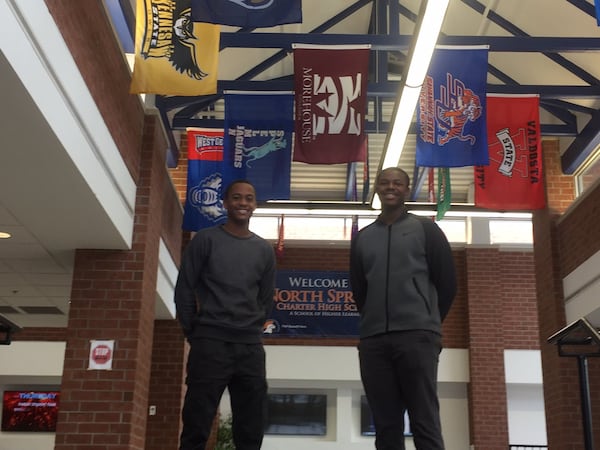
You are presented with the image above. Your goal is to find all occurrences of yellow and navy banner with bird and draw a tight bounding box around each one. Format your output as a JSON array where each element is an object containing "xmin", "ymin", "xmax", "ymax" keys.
[{"xmin": 130, "ymin": 0, "xmax": 220, "ymax": 95}]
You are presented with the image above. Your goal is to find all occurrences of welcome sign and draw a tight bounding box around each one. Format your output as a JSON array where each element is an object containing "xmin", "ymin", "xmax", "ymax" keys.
[{"xmin": 264, "ymin": 270, "xmax": 359, "ymax": 337}]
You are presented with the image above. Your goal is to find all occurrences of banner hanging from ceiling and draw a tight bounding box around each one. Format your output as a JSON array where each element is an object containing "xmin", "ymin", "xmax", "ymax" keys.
[
  {"xmin": 130, "ymin": 0, "xmax": 220, "ymax": 95},
  {"xmin": 191, "ymin": 0, "xmax": 302, "ymax": 27},
  {"xmin": 182, "ymin": 128, "xmax": 227, "ymax": 231},
  {"xmin": 223, "ymin": 91, "xmax": 294, "ymax": 201},
  {"xmin": 416, "ymin": 45, "xmax": 489, "ymax": 167},
  {"xmin": 292, "ymin": 44, "xmax": 370, "ymax": 164},
  {"xmin": 475, "ymin": 95, "xmax": 545, "ymax": 210}
]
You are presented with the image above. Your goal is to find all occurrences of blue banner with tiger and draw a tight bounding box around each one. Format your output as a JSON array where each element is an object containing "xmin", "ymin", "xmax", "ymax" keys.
[{"xmin": 416, "ymin": 46, "xmax": 489, "ymax": 167}]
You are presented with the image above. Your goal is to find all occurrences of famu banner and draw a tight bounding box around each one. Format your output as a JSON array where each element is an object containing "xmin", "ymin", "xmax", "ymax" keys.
[
  {"xmin": 130, "ymin": 0, "xmax": 220, "ymax": 95},
  {"xmin": 416, "ymin": 46, "xmax": 489, "ymax": 167},
  {"xmin": 475, "ymin": 95, "xmax": 545, "ymax": 210},
  {"xmin": 292, "ymin": 44, "xmax": 369, "ymax": 164},
  {"xmin": 263, "ymin": 270, "xmax": 359, "ymax": 337},
  {"xmin": 182, "ymin": 128, "xmax": 227, "ymax": 231}
]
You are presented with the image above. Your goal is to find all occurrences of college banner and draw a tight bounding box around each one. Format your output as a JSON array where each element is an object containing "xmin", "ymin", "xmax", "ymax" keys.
[
  {"xmin": 263, "ymin": 270, "xmax": 359, "ymax": 337},
  {"xmin": 474, "ymin": 95, "xmax": 545, "ymax": 210},
  {"xmin": 416, "ymin": 46, "xmax": 489, "ymax": 167},
  {"xmin": 182, "ymin": 128, "xmax": 227, "ymax": 231},
  {"xmin": 223, "ymin": 91, "xmax": 293, "ymax": 201},
  {"xmin": 191, "ymin": 0, "xmax": 302, "ymax": 27},
  {"xmin": 292, "ymin": 44, "xmax": 370, "ymax": 164},
  {"xmin": 130, "ymin": 0, "xmax": 220, "ymax": 95},
  {"xmin": 436, "ymin": 167, "xmax": 451, "ymax": 220}
]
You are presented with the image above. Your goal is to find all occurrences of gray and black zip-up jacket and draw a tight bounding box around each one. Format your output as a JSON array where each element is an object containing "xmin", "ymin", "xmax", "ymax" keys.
[{"xmin": 349, "ymin": 211, "xmax": 457, "ymax": 339}]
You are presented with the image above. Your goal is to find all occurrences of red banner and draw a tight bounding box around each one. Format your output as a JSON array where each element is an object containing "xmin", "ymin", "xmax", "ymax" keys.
[
  {"xmin": 183, "ymin": 128, "xmax": 226, "ymax": 231},
  {"xmin": 474, "ymin": 95, "xmax": 545, "ymax": 210},
  {"xmin": 293, "ymin": 44, "xmax": 369, "ymax": 164}
]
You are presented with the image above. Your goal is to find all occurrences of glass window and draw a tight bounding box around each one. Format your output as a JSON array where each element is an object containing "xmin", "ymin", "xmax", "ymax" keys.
[
  {"xmin": 489, "ymin": 220, "xmax": 533, "ymax": 245},
  {"xmin": 576, "ymin": 147, "xmax": 600, "ymax": 196},
  {"xmin": 252, "ymin": 215, "xmax": 530, "ymax": 245}
]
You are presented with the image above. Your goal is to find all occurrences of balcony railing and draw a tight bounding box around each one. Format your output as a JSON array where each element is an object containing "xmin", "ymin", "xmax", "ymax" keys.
[{"xmin": 509, "ymin": 445, "xmax": 548, "ymax": 450}]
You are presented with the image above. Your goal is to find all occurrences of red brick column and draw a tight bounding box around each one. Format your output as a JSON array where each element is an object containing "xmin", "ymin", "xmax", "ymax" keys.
[
  {"xmin": 465, "ymin": 247, "xmax": 509, "ymax": 450},
  {"xmin": 533, "ymin": 140, "xmax": 595, "ymax": 449},
  {"xmin": 145, "ymin": 320, "xmax": 187, "ymax": 450},
  {"xmin": 54, "ymin": 116, "xmax": 167, "ymax": 449}
]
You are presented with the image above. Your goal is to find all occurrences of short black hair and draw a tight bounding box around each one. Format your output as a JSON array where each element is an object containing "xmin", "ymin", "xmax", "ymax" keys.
[
  {"xmin": 376, "ymin": 167, "xmax": 410, "ymax": 186},
  {"xmin": 223, "ymin": 179, "xmax": 255, "ymax": 199}
]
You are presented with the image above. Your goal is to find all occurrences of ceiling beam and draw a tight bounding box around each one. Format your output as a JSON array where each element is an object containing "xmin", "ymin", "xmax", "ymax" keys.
[
  {"xmin": 220, "ymin": 33, "xmax": 600, "ymax": 52},
  {"xmin": 162, "ymin": 80, "xmax": 600, "ymax": 110},
  {"xmin": 562, "ymin": 109, "xmax": 600, "ymax": 174},
  {"xmin": 171, "ymin": 116, "xmax": 577, "ymax": 137}
]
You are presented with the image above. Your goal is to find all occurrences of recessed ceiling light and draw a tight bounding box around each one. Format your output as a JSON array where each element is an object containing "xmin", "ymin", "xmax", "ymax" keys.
[{"xmin": 0, "ymin": 232, "xmax": 11, "ymax": 239}]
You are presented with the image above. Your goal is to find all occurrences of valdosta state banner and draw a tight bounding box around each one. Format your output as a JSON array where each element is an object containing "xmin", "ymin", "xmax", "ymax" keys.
[
  {"xmin": 416, "ymin": 46, "xmax": 489, "ymax": 167},
  {"xmin": 130, "ymin": 0, "xmax": 220, "ymax": 95},
  {"xmin": 475, "ymin": 95, "xmax": 545, "ymax": 210},
  {"xmin": 292, "ymin": 44, "xmax": 369, "ymax": 164},
  {"xmin": 263, "ymin": 270, "xmax": 359, "ymax": 337},
  {"xmin": 223, "ymin": 91, "xmax": 293, "ymax": 201},
  {"xmin": 182, "ymin": 128, "xmax": 227, "ymax": 231},
  {"xmin": 191, "ymin": 0, "xmax": 302, "ymax": 27}
]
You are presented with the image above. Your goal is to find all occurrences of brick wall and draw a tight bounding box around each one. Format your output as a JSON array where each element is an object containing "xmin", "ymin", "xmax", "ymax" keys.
[
  {"xmin": 145, "ymin": 320, "xmax": 187, "ymax": 450},
  {"xmin": 500, "ymin": 250, "xmax": 540, "ymax": 349},
  {"xmin": 44, "ymin": 0, "xmax": 184, "ymax": 267},
  {"xmin": 53, "ymin": 115, "xmax": 171, "ymax": 449},
  {"xmin": 547, "ymin": 138, "xmax": 600, "ymax": 447},
  {"xmin": 44, "ymin": 0, "xmax": 144, "ymax": 182},
  {"xmin": 38, "ymin": 4, "xmax": 185, "ymax": 447},
  {"xmin": 466, "ymin": 248, "xmax": 509, "ymax": 450},
  {"xmin": 557, "ymin": 180, "xmax": 600, "ymax": 276},
  {"xmin": 543, "ymin": 141, "xmax": 576, "ymax": 214},
  {"xmin": 533, "ymin": 139, "xmax": 595, "ymax": 449},
  {"xmin": 557, "ymin": 179, "xmax": 600, "ymax": 445},
  {"xmin": 444, "ymin": 249, "xmax": 469, "ymax": 349},
  {"xmin": 13, "ymin": 327, "xmax": 67, "ymax": 341},
  {"xmin": 168, "ymin": 133, "xmax": 190, "ymax": 205}
]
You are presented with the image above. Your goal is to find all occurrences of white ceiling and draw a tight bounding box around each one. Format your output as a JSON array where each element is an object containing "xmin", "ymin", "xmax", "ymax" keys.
[
  {"xmin": 1, "ymin": 0, "xmax": 600, "ymax": 330},
  {"xmin": 0, "ymin": 1, "xmax": 135, "ymax": 329}
]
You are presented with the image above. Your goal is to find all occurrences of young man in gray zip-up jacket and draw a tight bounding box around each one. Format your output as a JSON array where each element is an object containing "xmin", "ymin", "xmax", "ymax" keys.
[{"xmin": 350, "ymin": 167, "xmax": 456, "ymax": 450}]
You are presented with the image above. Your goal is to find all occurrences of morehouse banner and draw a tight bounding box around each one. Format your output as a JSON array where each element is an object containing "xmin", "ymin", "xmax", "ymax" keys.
[
  {"xmin": 292, "ymin": 44, "xmax": 369, "ymax": 164},
  {"xmin": 263, "ymin": 270, "xmax": 359, "ymax": 337}
]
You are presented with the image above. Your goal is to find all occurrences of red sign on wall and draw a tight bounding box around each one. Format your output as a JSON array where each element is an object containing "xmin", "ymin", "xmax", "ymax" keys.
[{"xmin": 88, "ymin": 340, "xmax": 114, "ymax": 370}]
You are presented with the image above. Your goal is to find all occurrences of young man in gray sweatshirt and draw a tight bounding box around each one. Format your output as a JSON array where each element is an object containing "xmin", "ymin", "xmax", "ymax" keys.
[{"xmin": 175, "ymin": 179, "xmax": 276, "ymax": 450}]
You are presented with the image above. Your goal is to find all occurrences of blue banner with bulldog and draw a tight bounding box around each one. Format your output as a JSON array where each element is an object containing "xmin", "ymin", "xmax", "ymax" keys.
[
  {"xmin": 182, "ymin": 128, "xmax": 227, "ymax": 231},
  {"xmin": 263, "ymin": 270, "xmax": 359, "ymax": 337}
]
